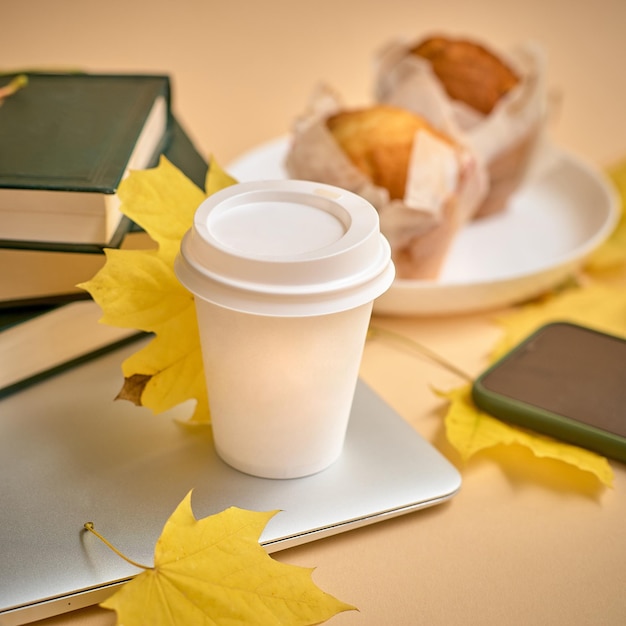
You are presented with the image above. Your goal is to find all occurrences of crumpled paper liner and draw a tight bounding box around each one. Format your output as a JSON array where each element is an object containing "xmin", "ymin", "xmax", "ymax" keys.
[
  {"xmin": 284, "ymin": 86, "xmax": 488, "ymax": 279},
  {"xmin": 375, "ymin": 37, "xmax": 547, "ymax": 217}
]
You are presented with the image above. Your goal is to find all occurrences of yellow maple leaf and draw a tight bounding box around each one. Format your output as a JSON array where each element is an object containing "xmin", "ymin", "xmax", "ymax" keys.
[
  {"xmin": 491, "ymin": 282, "xmax": 626, "ymax": 360},
  {"xmin": 79, "ymin": 156, "xmax": 237, "ymax": 423},
  {"xmin": 94, "ymin": 492, "xmax": 355, "ymax": 625},
  {"xmin": 438, "ymin": 385, "xmax": 614, "ymax": 487},
  {"xmin": 438, "ymin": 282, "xmax": 626, "ymax": 486}
]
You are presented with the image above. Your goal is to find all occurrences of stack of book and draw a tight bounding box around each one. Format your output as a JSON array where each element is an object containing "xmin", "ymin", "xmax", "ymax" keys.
[{"xmin": 0, "ymin": 72, "xmax": 209, "ymax": 397}]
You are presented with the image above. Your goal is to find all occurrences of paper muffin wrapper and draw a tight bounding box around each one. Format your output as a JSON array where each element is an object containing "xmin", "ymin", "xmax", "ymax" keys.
[{"xmin": 375, "ymin": 37, "xmax": 547, "ymax": 217}]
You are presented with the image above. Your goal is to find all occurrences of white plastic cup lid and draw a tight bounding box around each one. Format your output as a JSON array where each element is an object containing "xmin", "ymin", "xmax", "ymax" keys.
[{"xmin": 174, "ymin": 180, "xmax": 395, "ymax": 316}]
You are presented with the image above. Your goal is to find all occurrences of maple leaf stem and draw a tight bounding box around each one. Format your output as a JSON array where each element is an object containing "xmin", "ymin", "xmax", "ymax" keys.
[
  {"xmin": 83, "ymin": 522, "xmax": 153, "ymax": 571},
  {"xmin": 368, "ymin": 325, "xmax": 473, "ymax": 382},
  {"xmin": 0, "ymin": 74, "xmax": 28, "ymax": 102}
]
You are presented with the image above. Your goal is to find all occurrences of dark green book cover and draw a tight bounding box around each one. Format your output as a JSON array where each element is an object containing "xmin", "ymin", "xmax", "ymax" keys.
[
  {"xmin": 160, "ymin": 115, "xmax": 208, "ymax": 192},
  {"xmin": 0, "ymin": 72, "xmax": 172, "ymax": 249}
]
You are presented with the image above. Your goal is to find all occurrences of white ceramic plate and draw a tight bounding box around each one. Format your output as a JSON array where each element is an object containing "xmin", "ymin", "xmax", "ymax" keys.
[{"xmin": 227, "ymin": 137, "xmax": 619, "ymax": 316}]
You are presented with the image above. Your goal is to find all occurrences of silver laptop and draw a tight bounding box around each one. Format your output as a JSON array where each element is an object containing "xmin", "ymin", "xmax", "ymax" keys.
[{"xmin": 0, "ymin": 340, "xmax": 461, "ymax": 626}]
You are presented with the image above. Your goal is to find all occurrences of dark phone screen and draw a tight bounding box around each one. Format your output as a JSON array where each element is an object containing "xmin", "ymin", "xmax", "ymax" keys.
[{"xmin": 479, "ymin": 323, "xmax": 626, "ymax": 437}]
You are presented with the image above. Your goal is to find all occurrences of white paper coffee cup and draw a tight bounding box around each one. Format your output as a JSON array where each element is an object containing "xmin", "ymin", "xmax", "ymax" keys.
[{"xmin": 175, "ymin": 180, "xmax": 394, "ymax": 478}]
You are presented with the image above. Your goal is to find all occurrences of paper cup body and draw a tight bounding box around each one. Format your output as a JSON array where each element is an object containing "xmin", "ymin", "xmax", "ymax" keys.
[{"xmin": 175, "ymin": 180, "xmax": 394, "ymax": 478}]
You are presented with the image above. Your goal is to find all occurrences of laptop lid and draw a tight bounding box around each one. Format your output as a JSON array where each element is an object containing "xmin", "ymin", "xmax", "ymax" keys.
[{"xmin": 0, "ymin": 340, "xmax": 461, "ymax": 625}]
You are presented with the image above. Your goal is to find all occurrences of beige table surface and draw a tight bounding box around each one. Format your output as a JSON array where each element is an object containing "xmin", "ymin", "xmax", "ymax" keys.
[{"xmin": 3, "ymin": 1, "xmax": 626, "ymax": 624}]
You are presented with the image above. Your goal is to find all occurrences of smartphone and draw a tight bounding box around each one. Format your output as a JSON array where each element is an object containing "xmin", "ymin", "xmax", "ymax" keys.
[{"xmin": 472, "ymin": 321, "xmax": 626, "ymax": 463}]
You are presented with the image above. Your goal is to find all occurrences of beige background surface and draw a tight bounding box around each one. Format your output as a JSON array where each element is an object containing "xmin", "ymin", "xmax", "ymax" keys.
[
  {"xmin": 3, "ymin": 1, "xmax": 626, "ymax": 625},
  {"xmin": 4, "ymin": 0, "xmax": 626, "ymax": 167}
]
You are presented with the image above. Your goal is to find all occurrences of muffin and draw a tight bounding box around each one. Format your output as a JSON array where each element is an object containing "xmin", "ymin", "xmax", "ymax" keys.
[
  {"xmin": 409, "ymin": 36, "xmax": 520, "ymax": 116},
  {"xmin": 326, "ymin": 105, "xmax": 456, "ymax": 200},
  {"xmin": 376, "ymin": 34, "xmax": 546, "ymax": 217},
  {"xmin": 285, "ymin": 93, "xmax": 487, "ymax": 279}
]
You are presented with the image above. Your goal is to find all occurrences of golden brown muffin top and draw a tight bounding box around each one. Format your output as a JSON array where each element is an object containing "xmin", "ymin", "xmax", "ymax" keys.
[
  {"xmin": 410, "ymin": 36, "xmax": 519, "ymax": 115},
  {"xmin": 326, "ymin": 104, "xmax": 453, "ymax": 200}
]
